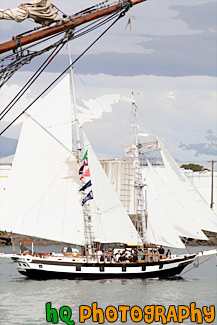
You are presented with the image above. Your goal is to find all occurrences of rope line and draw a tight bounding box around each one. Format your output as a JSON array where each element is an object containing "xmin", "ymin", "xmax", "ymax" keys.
[
  {"xmin": 0, "ymin": 9, "xmax": 123, "ymax": 119},
  {"xmin": 0, "ymin": 2, "xmax": 127, "ymax": 87},
  {"xmin": 0, "ymin": 41, "xmax": 66, "ymax": 120},
  {"xmin": 181, "ymin": 257, "xmax": 211, "ymax": 276},
  {"xmin": 0, "ymin": 8, "xmax": 128, "ymax": 136}
]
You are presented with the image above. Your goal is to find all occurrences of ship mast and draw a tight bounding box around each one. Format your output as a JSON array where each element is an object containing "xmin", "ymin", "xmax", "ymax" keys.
[
  {"xmin": 0, "ymin": 0, "xmax": 147, "ymax": 54},
  {"xmin": 68, "ymin": 52, "xmax": 94, "ymax": 255},
  {"xmin": 132, "ymin": 93, "xmax": 147, "ymax": 244},
  {"xmin": 68, "ymin": 51, "xmax": 81, "ymax": 156}
]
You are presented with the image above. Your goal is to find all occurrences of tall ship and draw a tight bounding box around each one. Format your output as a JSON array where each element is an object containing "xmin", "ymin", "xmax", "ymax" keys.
[{"xmin": 0, "ymin": 0, "xmax": 216, "ymax": 279}]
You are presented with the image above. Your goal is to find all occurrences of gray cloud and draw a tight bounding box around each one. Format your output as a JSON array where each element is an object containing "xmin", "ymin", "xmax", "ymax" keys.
[
  {"xmin": 179, "ymin": 129, "xmax": 217, "ymax": 157},
  {"xmin": 17, "ymin": 30, "xmax": 216, "ymax": 77},
  {"xmin": 206, "ymin": 129, "xmax": 217, "ymax": 142},
  {"xmin": 171, "ymin": 2, "xmax": 217, "ymax": 31}
]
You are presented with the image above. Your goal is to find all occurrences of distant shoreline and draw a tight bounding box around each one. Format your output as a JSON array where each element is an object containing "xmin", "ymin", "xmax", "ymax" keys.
[
  {"xmin": 0, "ymin": 231, "xmax": 66, "ymax": 247},
  {"xmin": 0, "ymin": 231, "xmax": 216, "ymax": 247}
]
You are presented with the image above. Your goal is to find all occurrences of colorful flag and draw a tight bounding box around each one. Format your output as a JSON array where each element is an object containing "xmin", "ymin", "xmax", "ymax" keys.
[
  {"xmin": 82, "ymin": 190, "xmax": 93, "ymax": 206},
  {"xmin": 79, "ymin": 158, "xmax": 88, "ymax": 175},
  {"xmin": 82, "ymin": 150, "xmax": 88, "ymax": 161},
  {"xmin": 79, "ymin": 180, "xmax": 92, "ymax": 192},
  {"xmin": 80, "ymin": 168, "xmax": 90, "ymax": 180}
]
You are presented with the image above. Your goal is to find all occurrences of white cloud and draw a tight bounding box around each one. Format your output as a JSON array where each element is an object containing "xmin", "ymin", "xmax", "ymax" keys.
[
  {"xmin": 1, "ymin": 72, "xmax": 216, "ymax": 162},
  {"xmin": 78, "ymin": 93, "xmax": 130, "ymax": 124},
  {"xmin": 138, "ymin": 133, "xmax": 149, "ymax": 137}
]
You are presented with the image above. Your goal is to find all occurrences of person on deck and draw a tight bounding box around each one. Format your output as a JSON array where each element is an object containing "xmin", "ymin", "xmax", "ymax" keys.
[
  {"xmin": 115, "ymin": 250, "xmax": 121, "ymax": 262},
  {"xmin": 105, "ymin": 250, "xmax": 111, "ymax": 262},
  {"xmin": 109, "ymin": 248, "xmax": 114, "ymax": 262},
  {"xmin": 100, "ymin": 249, "xmax": 105, "ymax": 262},
  {"xmin": 158, "ymin": 245, "xmax": 165, "ymax": 259},
  {"xmin": 66, "ymin": 244, "xmax": 72, "ymax": 253},
  {"xmin": 20, "ymin": 242, "xmax": 32, "ymax": 255},
  {"xmin": 119, "ymin": 251, "xmax": 126, "ymax": 262},
  {"xmin": 133, "ymin": 249, "xmax": 138, "ymax": 262}
]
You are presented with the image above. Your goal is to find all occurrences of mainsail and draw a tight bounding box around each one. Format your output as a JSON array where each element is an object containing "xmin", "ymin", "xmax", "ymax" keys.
[{"xmin": 0, "ymin": 115, "xmax": 85, "ymax": 245}]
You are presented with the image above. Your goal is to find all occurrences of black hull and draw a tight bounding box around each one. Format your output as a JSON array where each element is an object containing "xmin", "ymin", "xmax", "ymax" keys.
[{"xmin": 18, "ymin": 263, "xmax": 189, "ymax": 280}]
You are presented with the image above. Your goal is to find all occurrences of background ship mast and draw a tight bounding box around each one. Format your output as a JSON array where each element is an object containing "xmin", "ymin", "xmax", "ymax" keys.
[{"xmin": 132, "ymin": 93, "xmax": 147, "ymax": 244}]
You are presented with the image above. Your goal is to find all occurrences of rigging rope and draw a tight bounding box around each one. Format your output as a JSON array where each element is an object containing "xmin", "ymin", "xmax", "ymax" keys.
[
  {"xmin": 0, "ymin": 8, "xmax": 128, "ymax": 136},
  {"xmin": 0, "ymin": 32, "xmax": 68, "ymax": 88},
  {"xmin": 181, "ymin": 257, "xmax": 211, "ymax": 276},
  {"xmin": 0, "ymin": 5, "xmax": 124, "ymax": 88},
  {"xmin": 0, "ymin": 40, "xmax": 66, "ymax": 120},
  {"xmin": 0, "ymin": 10, "xmax": 122, "ymax": 121}
]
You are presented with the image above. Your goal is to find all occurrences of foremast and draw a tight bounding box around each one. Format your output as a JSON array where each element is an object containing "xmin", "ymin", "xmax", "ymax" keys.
[
  {"xmin": 131, "ymin": 93, "xmax": 147, "ymax": 245},
  {"xmin": 69, "ymin": 65, "xmax": 94, "ymax": 255}
]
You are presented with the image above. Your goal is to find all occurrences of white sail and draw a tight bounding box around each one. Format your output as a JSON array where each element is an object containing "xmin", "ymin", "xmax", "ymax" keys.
[
  {"xmin": 0, "ymin": 115, "xmax": 85, "ymax": 246},
  {"xmin": 83, "ymin": 133, "xmax": 141, "ymax": 245},
  {"xmin": 29, "ymin": 74, "xmax": 73, "ymax": 151},
  {"xmin": 145, "ymin": 161, "xmax": 208, "ymax": 241},
  {"xmin": 157, "ymin": 137, "xmax": 217, "ymax": 233},
  {"xmin": 144, "ymin": 180, "xmax": 185, "ymax": 248}
]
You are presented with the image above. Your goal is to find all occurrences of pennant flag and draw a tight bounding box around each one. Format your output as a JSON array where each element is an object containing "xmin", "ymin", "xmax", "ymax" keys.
[
  {"xmin": 82, "ymin": 190, "xmax": 93, "ymax": 206},
  {"xmin": 79, "ymin": 180, "xmax": 92, "ymax": 192},
  {"xmin": 82, "ymin": 150, "xmax": 88, "ymax": 161},
  {"xmin": 125, "ymin": 18, "xmax": 132, "ymax": 31},
  {"xmin": 79, "ymin": 165, "xmax": 85, "ymax": 175},
  {"xmin": 79, "ymin": 158, "xmax": 88, "ymax": 175},
  {"xmin": 80, "ymin": 168, "xmax": 90, "ymax": 180}
]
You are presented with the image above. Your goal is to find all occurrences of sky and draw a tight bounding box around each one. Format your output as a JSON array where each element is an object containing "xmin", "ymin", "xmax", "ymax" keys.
[{"xmin": 0, "ymin": 0, "xmax": 216, "ymax": 164}]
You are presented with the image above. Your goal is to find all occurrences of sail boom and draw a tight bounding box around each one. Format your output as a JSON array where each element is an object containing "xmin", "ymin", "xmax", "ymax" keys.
[{"xmin": 0, "ymin": 0, "xmax": 147, "ymax": 54}]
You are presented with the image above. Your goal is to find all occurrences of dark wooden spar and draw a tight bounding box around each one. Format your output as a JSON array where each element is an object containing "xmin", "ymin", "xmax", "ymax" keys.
[{"xmin": 0, "ymin": 0, "xmax": 147, "ymax": 54}]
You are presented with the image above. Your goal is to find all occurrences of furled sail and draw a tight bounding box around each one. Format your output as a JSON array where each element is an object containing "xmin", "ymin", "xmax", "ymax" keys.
[
  {"xmin": 0, "ymin": 0, "xmax": 58, "ymax": 26},
  {"xmin": 157, "ymin": 137, "xmax": 217, "ymax": 233},
  {"xmin": 0, "ymin": 115, "xmax": 85, "ymax": 245},
  {"xmin": 83, "ymin": 133, "xmax": 141, "ymax": 245},
  {"xmin": 144, "ymin": 161, "xmax": 208, "ymax": 241}
]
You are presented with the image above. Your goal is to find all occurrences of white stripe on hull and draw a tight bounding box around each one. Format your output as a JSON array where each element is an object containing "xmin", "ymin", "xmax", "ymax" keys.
[{"xmin": 13, "ymin": 254, "xmax": 196, "ymax": 279}]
